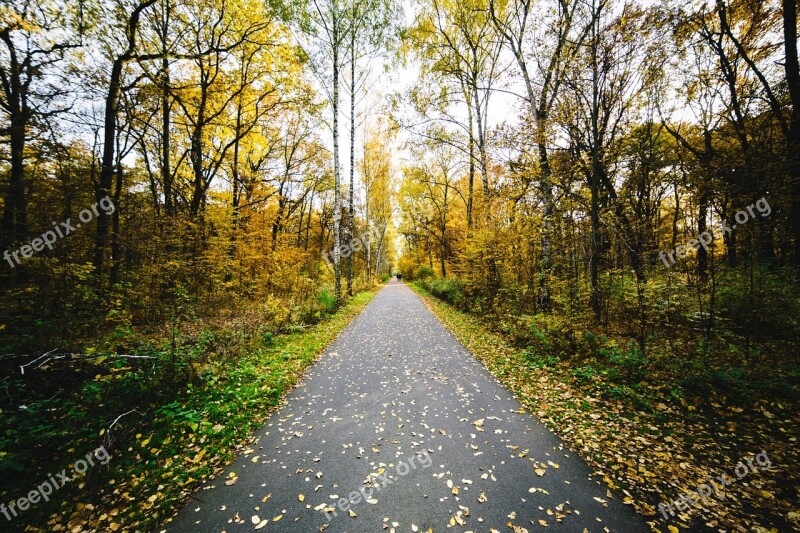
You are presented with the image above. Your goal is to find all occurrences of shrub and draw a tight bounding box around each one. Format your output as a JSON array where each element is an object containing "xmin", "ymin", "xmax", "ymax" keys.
[
  {"xmin": 572, "ymin": 365, "xmax": 597, "ymax": 384},
  {"xmin": 260, "ymin": 294, "xmax": 291, "ymax": 330},
  {"xmin": 316, "ymin": 290, "xmax": 337, "ymax": 314},
  {"xmin": 422, "ymin": 277, "xmax": 464, "ymax": 307},
  {"xmin": 583, "ymin": 331, "xmax": 599, "ymax": 353},
  {"xmin": 716, "ymin": 266, "xmax": 800, "ymax": 340},
  {"xmin": 529, "ymin": 321, "xmax": 552, "ymax": 354},
  {"xmin": 415, "ymin": 265, "xmax": 434, "ymax": 280},
  {"xmin": 601, "ymin": 341, "xmax": 648, "ymax": 382},
  {"xmin": 708, "ymin": 366, "xmax": 748, "ymax": 393},
  {"xmin": 525, "ymin": 352, "xmax": 559, "ymax": 369},
  {"xmin": 525, "ymin": 313, "xmax": 579, "ymax": 358}
]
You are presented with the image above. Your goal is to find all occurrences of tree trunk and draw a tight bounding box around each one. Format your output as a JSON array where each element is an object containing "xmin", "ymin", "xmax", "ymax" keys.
[
  {"xmin": 161, "ymin": 1, "xmax": 173, "ymax": 217},
  {"xmin": 538, "ymin": 142, "xmax": 553, "ymax": 311},
  {"xmin": 589, "ymin": 0, "xmax": 602, "ymax": 322},
  {"xmin": 347, "ymin": 25, "xmax": 356, "ymax": 296},
  {"xmin": 466, "ymin": 95, "xmax": 475, "ymax": 229},
  {"xmin": 2, "ymin": 115, "xmax": 27, "ymax": 249},
  {"xmin": 784, "ymin": 0, "xmax": 800, "ymax": 268},
  {"xmin": 189, "ymin": 87, "xmax": 207, "ymax": 219},
  {"xmin": 230, "ymin": 105, "xmax": 243, "ymax": 262},
  {"xmin": 272, "ymin": 187, "xmax": 286, "ymax": 252},
  {"xmin": 698, "ymin": 188, "xmax": 709, "ymax": 282},
  {"xmin": 0, "ymin": 30, "xmax": 29, "ymax": 255},
  {"xmin": 472, "ymin": 80, "xmax": 490, "ymax": 199},
  {"xmin": 95, "ymin": 57, "xmax": 125, "ymax": 274},
  {"xmin": 441, "ymin": 182, "xmax": 449, "ymax": 278},
  {"xmin": 110, "ymin": 159, "xmax": 124, "ymax": 285},
  {"xmin": 96, "ymin": 0, "xmax": 157, "ymax": 274},
  {"xmin": 332, "ymin": 17, "xmax": 342, "ymax": 304},
  {"xmin": 162, "ymin": 58, "xmax": 173, "ymax": 216}
]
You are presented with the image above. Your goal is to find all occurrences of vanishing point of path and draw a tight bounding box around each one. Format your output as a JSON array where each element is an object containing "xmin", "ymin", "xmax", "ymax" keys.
[{"xmin": 164, "ymin": 280, "xmax": 650, "ymax": 532}]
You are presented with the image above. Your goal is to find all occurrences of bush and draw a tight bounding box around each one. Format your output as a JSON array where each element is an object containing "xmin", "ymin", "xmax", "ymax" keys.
[
  {"xmin": 716, "ymin": 267, "xmax": 800, "ymax": 340},
  {"xmin": 572, "ymin": 365, "xmax": 597, "ymax": 384},
  {"xmin": 529, "ymin": 320, "xmax": 552, "ymax": 354},
  {"xmin": 601, "ymin": 341, "xmax": 648, "ymax": 382},
  {"xmin": 708, "ymin": 366, "xmax": 748, "ymax": 395},
  {"xmin": 415, "ymin": 265, "xmax": 434, "ymax": 280},
  {"xmin": 524, "ymin": 313, "xmax": 580, "ymax": 358},
  {"xmin": 316, "ymin": 290, "xmax": 337, "ymax": 314},
  {"xmin": 525, "ymin": 352, "xmax": 559, "ymax": 369},
  {"xmin": 421, "ymin": 277, "xmax": 464, "ymax": 307}
]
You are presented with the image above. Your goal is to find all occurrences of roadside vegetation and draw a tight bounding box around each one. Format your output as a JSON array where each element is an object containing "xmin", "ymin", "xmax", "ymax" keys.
[
  {"xmin": 0, "ymin": 289, "xmax": 377, "ymax": 532},
  {"xmin": 412, "ymin": 281, "xmax": 799, "ymax": 532}
]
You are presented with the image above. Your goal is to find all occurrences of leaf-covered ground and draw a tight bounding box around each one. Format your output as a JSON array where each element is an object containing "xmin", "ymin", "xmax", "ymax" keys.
[
  {"xmin": 411, "ymin": 284, "xmax": 800, "ymax": 533},
  {"xmin": 1, "ymin": 291, "xmax": 375, "ymax": 532}
]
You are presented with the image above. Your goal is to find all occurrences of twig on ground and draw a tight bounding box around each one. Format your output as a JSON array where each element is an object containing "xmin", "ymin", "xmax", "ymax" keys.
[{"xmin": 19, "ymin": 349, "xmax": 57, "ymax": 375}]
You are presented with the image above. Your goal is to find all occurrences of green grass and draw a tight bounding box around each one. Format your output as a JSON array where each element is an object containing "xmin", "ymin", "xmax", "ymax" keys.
[{"xmin": 0, "ymin": 290, "xmax": 375, "ymax": 532}]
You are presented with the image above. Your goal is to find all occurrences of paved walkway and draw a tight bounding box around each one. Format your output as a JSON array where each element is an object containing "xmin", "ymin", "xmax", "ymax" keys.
[{"xmin": 164, "ymin": 280, "xmax": 649, "ymax": 532}]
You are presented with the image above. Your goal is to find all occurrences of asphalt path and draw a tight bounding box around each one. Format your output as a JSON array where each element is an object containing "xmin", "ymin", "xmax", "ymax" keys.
[{"xmin": 164, "ymin": 280, "xmax": 650, "ymax": 532}]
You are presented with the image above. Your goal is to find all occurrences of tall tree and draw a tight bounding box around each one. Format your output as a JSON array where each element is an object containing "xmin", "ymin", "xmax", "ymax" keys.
[
  {"xmin": 94, "ymin": 0, "xmax": 159, "ymax": 274},
  {"xmin": 782, "ymin": 0, "xmax": 800, "ymax": 267},
  {"xmin": 489, "ymin": 0, "xmax": 588, "ymax": 311},
  {"xmin": 409, "ymin": 0, "xmax": 503, "ymax": 221},
  {"xmin": 294, "ymin": 0, "xmax": 353, "ymax": 304},
  {"xmin": 560, "ymin": 0, "xmax": 653, "ymax": 321},
  {"xmin": 343, "ymin": 0, "xmax": 399, "ymax": 295},
  {"xmin": 0, "ymin": 0, "xmax": 79, "ymax": 252}
]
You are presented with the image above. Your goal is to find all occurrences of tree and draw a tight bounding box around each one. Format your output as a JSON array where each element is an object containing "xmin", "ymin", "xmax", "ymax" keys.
[
  {"xmin": 409, "ymin": 0, "xmax": 503, "ymax": 223},
  {"xmin": 0, "ymin": 0, "xmax": 80, "ymax": 252},
  {"xmin": 407, "ymin": 0, "xmax": 504, "ymax": 291},
  {"xmin": 343, "ymin": 0, "xmax": 399, "ymax": 295},
  {"xmin": 560, "ymin": 0, "xmax": 653, "ymax": 321},
  {"xmin": 786, "ymin": 0, "xmax": 800, "ymax": 267},
  {"xmin": 293, "ymin": 0, "xmax": 352, "ymax": 304},
  {"xmin": 171, "ymin": 0, "xmax": 276, "ymax": 219},
  {"xmin": 360, "ymin": 124, "xmax": 394, "ymax": 281},
  {"xmin": 93, "ymin": 0, "xmax": 159, "ymax": 275},
  {"xmin": 489, "ymin": 0, "xmax": 587, "ymax": 311}
]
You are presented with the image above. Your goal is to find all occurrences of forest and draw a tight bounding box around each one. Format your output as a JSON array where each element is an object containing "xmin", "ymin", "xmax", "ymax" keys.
[{"xmin": 1, "ymin": 0, "xmax": 798, "ymax": 531}]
